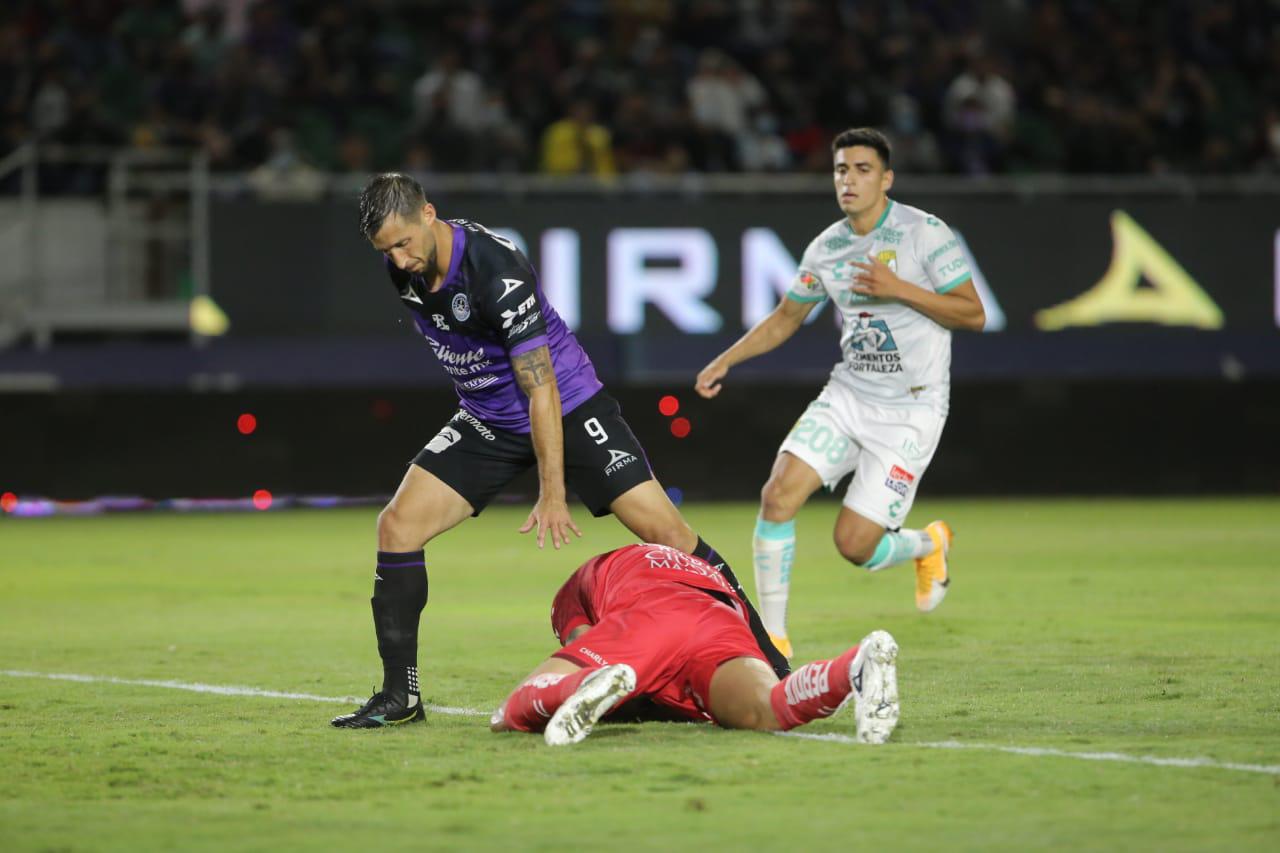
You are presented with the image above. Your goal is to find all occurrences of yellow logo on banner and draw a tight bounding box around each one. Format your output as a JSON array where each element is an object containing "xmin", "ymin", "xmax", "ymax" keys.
[
  {"xmin": 189, "ymin": 295, "xmax": 230, "ymax": 336},
  {"xmin": 1034, "ymin": 210, "xmax": 1223, "ymax": 330}
]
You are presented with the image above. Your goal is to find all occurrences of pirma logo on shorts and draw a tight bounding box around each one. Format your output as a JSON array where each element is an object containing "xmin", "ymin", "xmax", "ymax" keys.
[
  {"xmin": 604, "ymin": 448, "xmax": 637, "ymax": 476},
  {"xmin": 425, "ymin": 426, "xmax": 462, "ymax": 454}
]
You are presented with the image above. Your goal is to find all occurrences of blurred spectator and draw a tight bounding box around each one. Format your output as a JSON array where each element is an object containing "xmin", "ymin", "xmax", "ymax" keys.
[
  {"xmin": 1261, "ymin": 109, "xmax": 1280, "ymax": 172},
  {"xmin": 539, "ymin": 98, "xmax": 616, "ymax": 177},
  {"xmin": 613, "ymin": 92, "xmax": 688, "ymax": 175},
  {"xmin": 412, "ymin": 49, "xmax": 485, "ymax": 134},
  {"xmin": 181, "ymin": 5, "xmax": 233, "ymax": 73},
  {"xmin": 886, "ymin": 86, "xmax": 944, "ymax": 174},
  {"xmin": 247, "ymin": 126, "xmax": 324, "ymax": 200},
  {"xmin": 942, "ymin": 54, "xmax": 1016, "ymax": 175},
  {"xmin": 683, "ymin": 43, "xmax": 790, "ymax": 172},
  {"xmin": 115, "ymin": 0, "xmax": 183, "ymax": 44},
  {"xmin": 782, "ymin": 105, "xmax": 830, "ymax": 173},
  {"xmin": 815, "ymin": 39, "xmax": 887, "ymax": 134},
  {"xmin": 242, "ymin": 1, "xmax": 298, "ymax": 71},
  {"xmin": 555, "ymin": 37, "xmax": 625, "ymax": 113},
  {"xmin": 183, "ymin": 0, "xmax": 253, "ymax": 41},
  {"xmin": 629, "ymin": 28, "xmax": 688, "ymax": 122},
  {"xmin": 30, "ymin": 64, "xmax": 70, "ymax": 139},
  {"xmin": 944, "ymin": 54, "xmax": 1016, "ymax": 144},
  {"xmin": 737, "ymin": 112, "xmax": 790, "ymax": 173},
  {"xmin": 1, "ymin": 0, "xmax": 1277, "ymax": 180},
  {"xmin": 337, "ymin": 130, "xmax": 373, "ymax": 174}
]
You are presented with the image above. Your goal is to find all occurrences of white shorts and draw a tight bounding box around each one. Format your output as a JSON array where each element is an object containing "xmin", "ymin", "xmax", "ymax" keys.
[{"xmin": 778, "ymin": 371, "xmax": 946, "ymax": 529}]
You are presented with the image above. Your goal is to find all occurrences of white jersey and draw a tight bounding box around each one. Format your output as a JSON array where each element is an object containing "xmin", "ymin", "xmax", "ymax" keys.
[{"xmin": 787, "ymin": 200, "xmax": 971, "ymax": 413}]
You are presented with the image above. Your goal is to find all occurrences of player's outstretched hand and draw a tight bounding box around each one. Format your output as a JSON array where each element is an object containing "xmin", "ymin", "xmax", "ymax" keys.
[
  {"xmin": 695, "ymin": 359, "xmax": 728, "ymax": 399},
  {"xmin": 519, "ymin": 496, "xmax": 583, "ymax": 550}
]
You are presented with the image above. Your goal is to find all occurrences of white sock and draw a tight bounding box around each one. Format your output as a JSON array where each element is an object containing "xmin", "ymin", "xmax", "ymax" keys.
[
  {"xmin": 753, "ymin": 517, "xmax": 796, "ymax": 638},
  {"xmin": 862, "ymin": 528, "xmax": 934, "ymax": 572}
]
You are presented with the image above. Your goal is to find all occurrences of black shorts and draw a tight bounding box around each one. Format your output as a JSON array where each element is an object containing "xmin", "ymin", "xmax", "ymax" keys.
[{"xmin": 411, "ymin": 390, "xmax": 655, "ymax": 517}]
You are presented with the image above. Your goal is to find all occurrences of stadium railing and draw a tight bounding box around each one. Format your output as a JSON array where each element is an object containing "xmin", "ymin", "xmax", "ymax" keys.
[{"xmin": 0, "ymin": 143, "xmax": 211, "ymax": 349}]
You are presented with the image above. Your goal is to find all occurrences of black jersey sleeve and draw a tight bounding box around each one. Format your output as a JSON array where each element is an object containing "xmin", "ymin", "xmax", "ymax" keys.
[{"xmin": 464, "ymin": 224, "xmax": 549, "ymax": 354}]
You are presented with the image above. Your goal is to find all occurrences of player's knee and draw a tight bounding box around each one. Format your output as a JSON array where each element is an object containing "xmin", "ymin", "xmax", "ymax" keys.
[
  {"xmin": 738, "ymin": 704, "xmax": 778, "ymax": 731},
  {"xmin": 833, "ymin": 528, "xmax": 877, "ymax": 567},
  {"xmin": 377, "ymin": 503, "xmax": 427, "ymax": 552},
  {"xmin": 713, "ymin": 674, "xmax": 783, "ymax": 731},
  {"xmin": 759, "ymin": 480, "xmax": 801, "ymax": 522},
  {"xmin": 721, "ymin": 694, "xmax": 782, "ymax": 731},
  {"xmin": 643, "ymin": 520, "xmax": 696, "ymax": 552}
]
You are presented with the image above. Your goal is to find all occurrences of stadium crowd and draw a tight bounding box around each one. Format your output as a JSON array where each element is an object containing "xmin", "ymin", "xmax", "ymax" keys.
[{"xmin": 3, "ymin": 0, "xmax": 1278, "ymax": 183}]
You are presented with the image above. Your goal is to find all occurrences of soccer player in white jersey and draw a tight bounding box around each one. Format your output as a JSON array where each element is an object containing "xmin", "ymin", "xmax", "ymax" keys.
[{"xmin": 695, "ymin": 127, "xmax": 985, "ymax": 656}]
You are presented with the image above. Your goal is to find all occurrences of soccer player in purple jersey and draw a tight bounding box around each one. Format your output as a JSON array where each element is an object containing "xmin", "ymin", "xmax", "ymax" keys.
[{"xmin": 331, "ymin": 174, "xmax": 787, "ymax": 728}]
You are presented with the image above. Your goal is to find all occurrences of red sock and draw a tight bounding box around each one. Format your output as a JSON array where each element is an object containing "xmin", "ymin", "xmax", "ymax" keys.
[
  {"xmin": 500, "ymin": 667, "xmax": 597, "ymax": 733},
  {"xmin": 769, "ymin": 645, "xmax": 860, "ymax": 730}
]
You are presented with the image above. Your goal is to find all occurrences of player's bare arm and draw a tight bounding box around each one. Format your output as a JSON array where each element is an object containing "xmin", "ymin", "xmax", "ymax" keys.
[
  {"xmin": 851, "ymin": 257, "xmax": 986, "ymax": 331},
  {"xmin": 513, "ymin": 344, "xmax": 582, "ymax": 549},
  {"xmin": 695, "ymin": 296, "xmax": 812, "ymax": 398}
]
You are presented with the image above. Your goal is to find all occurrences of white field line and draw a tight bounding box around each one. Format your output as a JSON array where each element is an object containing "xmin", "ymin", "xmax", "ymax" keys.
[
  {"xmin": 779, "ymin": 731, "xmax": 1280, "ymax": 776},
  {"xmin": 4, "ymin": 669, "xmax": 1277, "ymax": 776},
  {"xmin": 0, "ymin": 669, "xmax": 484, "ymax": 717}
]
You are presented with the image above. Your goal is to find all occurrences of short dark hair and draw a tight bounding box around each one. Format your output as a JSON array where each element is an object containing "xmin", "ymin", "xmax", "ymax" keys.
[
  {"xmin": 358, "ymin": 173, "xmax": 427, "ymax": 238},
  {"xmin": 831, "ymin": 127, "xmax": 892, "ymax": 169}
]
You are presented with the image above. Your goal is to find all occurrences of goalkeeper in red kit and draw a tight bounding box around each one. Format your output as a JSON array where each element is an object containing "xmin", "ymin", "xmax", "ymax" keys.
[{"xmin": 490, "ymin": 543, "xmax": 900, "ymax": 745}]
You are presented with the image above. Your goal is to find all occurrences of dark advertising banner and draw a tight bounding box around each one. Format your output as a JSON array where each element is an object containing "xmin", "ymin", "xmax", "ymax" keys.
[{"xmin": 210, "ymin": 192, "xmax": 1280, "ymax": 379}]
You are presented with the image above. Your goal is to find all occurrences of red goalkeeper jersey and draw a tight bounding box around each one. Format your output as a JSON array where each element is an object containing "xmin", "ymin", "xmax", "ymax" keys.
[{"xmin": 550, "ymin": 543, "xmax": 748, "ymax": 644}]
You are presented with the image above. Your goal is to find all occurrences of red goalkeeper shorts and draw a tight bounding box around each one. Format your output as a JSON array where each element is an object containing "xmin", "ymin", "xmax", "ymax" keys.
[{"xmin": 553, "ymin": 584, "xmax": 767, "ymax": 723}]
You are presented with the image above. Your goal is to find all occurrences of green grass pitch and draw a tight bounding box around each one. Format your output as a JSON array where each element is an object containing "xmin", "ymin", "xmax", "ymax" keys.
[{"xmin": 1, "ymin": 498, "xmax": 1277, "ymax": 851}]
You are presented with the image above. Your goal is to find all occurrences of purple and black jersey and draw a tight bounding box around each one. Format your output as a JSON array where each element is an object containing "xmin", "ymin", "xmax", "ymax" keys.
[{"xmin": 386, "ymin": 218, "xmax": 602, "ymax": 432}]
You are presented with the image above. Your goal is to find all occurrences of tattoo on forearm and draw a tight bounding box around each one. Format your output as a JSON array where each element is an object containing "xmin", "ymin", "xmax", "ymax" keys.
[{"xmin": 513, "ymin": 346, "xmax": 555, "ymax": 391}]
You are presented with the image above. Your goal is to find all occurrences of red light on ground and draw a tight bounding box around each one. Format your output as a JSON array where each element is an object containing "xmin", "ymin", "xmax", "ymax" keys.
[
  {"xmin": 0, "ymin": 492, "xmax": 16, "ymax": 513},
  {"xmin": 237, "ymin": 413, "xmax": 257, "ymax": 435},
  {"xmin": 658, "ymin": 395, "xmax": 680, "ymax": 416},
  {"xmin": 670, "ymin": 417, "xmax": 691, "ymax": 438},
  {"xmin": 371, "ymin": 398, "xmax": 395, "ymax": 421},
  {"xmin": 252, "ymin": 489, "xmax": 273, "ymax": 510}
]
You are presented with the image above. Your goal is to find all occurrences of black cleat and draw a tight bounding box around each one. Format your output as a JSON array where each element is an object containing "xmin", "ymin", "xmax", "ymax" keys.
[{"xmin": 331, "ymin": 689, "xmax": 425, "ymax": 728}]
